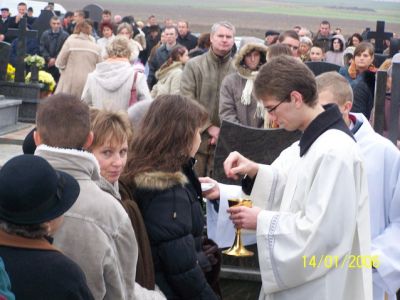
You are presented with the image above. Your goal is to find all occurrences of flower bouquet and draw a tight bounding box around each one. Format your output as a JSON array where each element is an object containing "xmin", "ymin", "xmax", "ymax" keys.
[
  {"xmin": 24, "ymin": 55, "xmax": 45, "ymax": 69},
  {"xmin": 25, "ymin": 70, "xmax": 56, "ymax": 98}
]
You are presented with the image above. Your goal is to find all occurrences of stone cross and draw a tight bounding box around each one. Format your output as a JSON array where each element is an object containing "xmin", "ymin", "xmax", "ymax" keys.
[
  {"xmin": 5, "ymin": 17, "xmax": 38, "ymax": 82},
  {"xmin": 367, "ymin": 21, "xmax": 393, "ymax": 54}
]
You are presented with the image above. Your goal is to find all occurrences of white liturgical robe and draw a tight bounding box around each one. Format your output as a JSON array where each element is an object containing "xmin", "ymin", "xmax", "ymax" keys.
[
  {"xmin": 351, "ymin": 113, "xmax": 400, "ymax": 300},
  {"xmin": 251, "ymin": 128, "xmax": 372, "ymax": 300}
]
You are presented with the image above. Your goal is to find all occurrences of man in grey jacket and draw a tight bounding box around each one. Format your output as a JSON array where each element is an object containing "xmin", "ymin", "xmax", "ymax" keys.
[
  {"xmin": 33, "ymin": 93, "xmax": 164, "ymax": 300},
  {"xmin": 180, "ymin": 21, "xmax": 236, "ymax": 177}
]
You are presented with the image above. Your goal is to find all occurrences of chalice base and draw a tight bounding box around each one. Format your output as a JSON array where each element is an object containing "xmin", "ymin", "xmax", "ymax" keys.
[{"xmin": 222, "ymin": 232, "xmax": 254, "ymax": 257}]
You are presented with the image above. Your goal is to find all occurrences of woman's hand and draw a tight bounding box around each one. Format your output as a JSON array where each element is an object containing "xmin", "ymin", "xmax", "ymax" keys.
[{"xmin": 199, "ymin": 177, "xmax": 220, "ymax": 200}]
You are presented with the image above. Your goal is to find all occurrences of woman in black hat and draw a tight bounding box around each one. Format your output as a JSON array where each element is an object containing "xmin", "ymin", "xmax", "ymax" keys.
[{"xmin": 0, "ymin": 155, "xmax": 94, "ymax": 300}]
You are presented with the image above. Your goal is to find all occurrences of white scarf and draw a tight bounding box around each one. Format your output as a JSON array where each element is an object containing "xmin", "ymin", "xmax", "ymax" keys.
[{"xmin": 240, "ymin": 70, "xmax": 265, "ymax": 120}]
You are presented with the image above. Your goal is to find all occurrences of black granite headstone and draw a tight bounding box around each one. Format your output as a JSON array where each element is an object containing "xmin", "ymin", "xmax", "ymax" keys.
[
  {"xmin": 305, "ymin": 61, "xmax": 341, "ymax": 76},
  {"xmin": 5, "ymin": 17, "xmax": 38, "ymax": 82},
  {"xmin": 83, "ymin": 4, "xmax": 103, "ymax": 32},
  {"xmin": 388, "ymin": 62, "xmax": 400, "ymax": 144},
  {"xmin": 366, "ymin": 21, "xmax": 393, "ymax": 54},
  {"xmin": 31, "ymin": 10, "xmax": 55, "ymax": 39},
  {"xmin": 213, "ymin": 120, "xmax": 302, "ymax": 185},
  {"xmin": 0, "ymin": 42, "xmax": 11, "ymax": 81}
]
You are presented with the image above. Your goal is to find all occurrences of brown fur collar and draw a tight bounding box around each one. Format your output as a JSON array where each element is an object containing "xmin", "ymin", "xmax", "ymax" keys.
[
  {"xmin": 134, "ymin": 171, "xmax": 188, "ymax": 190},
  {"xmin": 234, "ymin": 43, "xmax": 268, "ymax": 78}
]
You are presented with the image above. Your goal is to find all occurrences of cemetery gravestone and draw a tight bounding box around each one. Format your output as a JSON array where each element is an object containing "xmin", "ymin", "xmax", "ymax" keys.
[
  {"xmin": 305, "ymin": 61, "xmax": 340, "ymax": 76},
  {"xmin": 373, "ymin": 70, "xmax": 387, "ymax": 135},
  {"xmin": 366, "ymin": 21, "xmax": 393, "ymax": 54},
  {"xmin": 31, "ymin": 10, "xmax": 55, "ymax": 39},
  {"xmin": 0, "ymin": 18, "xmax": 42, "ymax": 123},
  {"xmin": 388, "ymin": 62, "xmax": 400, "ymax": 144},
  {"xmin": 5, "ymin": 17, "xmax": 38, "ymax": 82},
  {"xmin": 213, "ymin": 120, "xmax": 302, "ymax": 185},
  {"xmin": 0, "ymin": 42, "xmax": 11, "ymax": 81},
  {"xmin": 83, "ymin": 4, "xmax": 103, "ymax": 32}
]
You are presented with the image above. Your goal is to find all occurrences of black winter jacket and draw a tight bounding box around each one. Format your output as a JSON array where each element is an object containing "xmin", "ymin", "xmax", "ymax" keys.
[{"xmin": 132, "ymin": 161, "xmax": 217, "ymax": 300}]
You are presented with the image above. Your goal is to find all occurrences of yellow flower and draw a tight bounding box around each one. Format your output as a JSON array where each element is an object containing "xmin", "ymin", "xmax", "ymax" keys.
[
  {"xmin": 25, "ymin": 70, "xmax": 56, "ymax": 92},
  {"xmin": 6, "ymin": 64, "xmax": 15, "ymax": 81}
]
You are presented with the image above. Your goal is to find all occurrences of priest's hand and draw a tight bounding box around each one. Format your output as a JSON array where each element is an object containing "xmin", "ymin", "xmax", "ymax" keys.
[
  {"xmin": 224, "ymin": 151, "xmax": 259, "ymax": 180},
  {"xmin": 199, "ymin": 177, "xmax": 219, "ymax": 200},
  {"xmin": 228, "ymin": 206, "xmax": 262, "ymax": 230}
]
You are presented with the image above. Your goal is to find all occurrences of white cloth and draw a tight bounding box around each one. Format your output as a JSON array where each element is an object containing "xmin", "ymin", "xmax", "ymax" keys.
[
  {"xmin": 352, "ymin": 113, "xmax": 400, "ymax": 300},
  {"xmin": 206, "ymin": 184, "xmax": 257, "ymax": 248},
  {"xmin": 252, "ymin": 129, "xmax": 372, "ymax": 300}
]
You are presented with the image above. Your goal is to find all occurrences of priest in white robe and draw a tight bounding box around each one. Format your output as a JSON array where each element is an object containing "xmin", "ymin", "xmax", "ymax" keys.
[
  {"xmin": 205, "ymin": 57, "xmax": 372, "ymax": 300},
  {"xmin": 317, "ymin": 72, "xmax": 400, "ymax": 300}
]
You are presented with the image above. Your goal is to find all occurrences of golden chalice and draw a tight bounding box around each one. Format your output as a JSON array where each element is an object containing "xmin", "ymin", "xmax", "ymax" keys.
[{"xmin": 223, "ymin": 198, "xmax": 254, "ymax": 257}]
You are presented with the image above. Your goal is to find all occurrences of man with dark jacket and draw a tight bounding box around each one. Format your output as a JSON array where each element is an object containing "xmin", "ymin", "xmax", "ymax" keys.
[
  {"xmin": 40, "ymin": 16, "xmax": 69, "ymax": 82},
  {"xmin": 180, "ymin": 21, "xmax": 236, "ymax": 177},
  {"xmin": 0, "ymin": 8, "xmax": 10, "ymax": 42},
  {"xmin": 147, "ymin": 25, "xmax": 179, "ymax": 89},
  {"xmin": 177, "ymin": 20, "xmax": 198, "ymax": 51},
  {"xmin": 7, "ymin": 2, "xmax": 35, "ymax": 29},
  {"xmin": 313, "ymin": 20, "xmax": 333, "ymax": 53}
]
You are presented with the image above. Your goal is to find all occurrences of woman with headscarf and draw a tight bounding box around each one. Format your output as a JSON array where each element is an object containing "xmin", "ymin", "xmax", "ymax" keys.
[{"xmin": 219, "ymin": 40, "xmax": 268, "ymax": 128}]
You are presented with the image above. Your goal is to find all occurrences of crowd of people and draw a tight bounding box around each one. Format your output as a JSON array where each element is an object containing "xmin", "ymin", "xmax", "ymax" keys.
[{"xmin": 0, "ymin": 2, "xmax": 400, "ymax": 300}]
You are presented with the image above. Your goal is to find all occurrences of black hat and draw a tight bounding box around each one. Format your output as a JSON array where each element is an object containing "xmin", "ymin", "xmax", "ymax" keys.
[
  {"xmin": 1, "ymin": 8, "xmax": 9, "ymax": 12},
  {"xmin": 265, "ymin": 30, "xmax": 280, "ymax": 37},
  {"xmin": 0, "ymin": 155, "xmax": 80, "ymax": 225}
]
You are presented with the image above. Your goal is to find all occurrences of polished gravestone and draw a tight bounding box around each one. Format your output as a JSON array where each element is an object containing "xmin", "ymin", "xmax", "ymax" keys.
[
  {"xmin": 305, "ymin": 61, "xmax": 340, "ymax": 76},
  {"xmin": 31, "ymin": 10, "xmax": 54, "ymax": 39},
  {"xmin": 1, "ymin": 18, "xmax": 41, "ymax": 123},
  {"xmin": 83, "ymin": 4, "xmax": 104, "ymax": 32},
  {"xmin": 4, "ymin": 17, "xmax": 38, "ymax": 82},
  {"xmin": 213, "ymin": 120, "xmax": 302, "ymax": 185},
  {"xmin": 366, "ymin": 21, "xmax": 393, "ymax": 54}
]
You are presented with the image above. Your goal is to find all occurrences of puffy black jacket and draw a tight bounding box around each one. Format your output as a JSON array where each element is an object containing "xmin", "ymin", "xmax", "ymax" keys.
[{"xmin": 132, "ymin": 163, "xmax": 217, "ymax": 300}]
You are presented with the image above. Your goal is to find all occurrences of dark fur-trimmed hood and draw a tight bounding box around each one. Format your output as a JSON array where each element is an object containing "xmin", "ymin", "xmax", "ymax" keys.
[
  {"xmin": 134, "ymin": 171, "xmax": 188, "ymax": 191},
  {"xmin": 233, "ymin": 42, "xmax": 268, "ymax": 78}
]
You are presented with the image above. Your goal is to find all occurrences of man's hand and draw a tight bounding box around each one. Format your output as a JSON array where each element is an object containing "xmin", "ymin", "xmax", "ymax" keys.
[
  {"xmin": 16, "ymin": 14, "xmax": 22, "ymax": 23},
  {"xmin": 224, "ymin": 151, "xmax": 259, "ymax": 180},
  {"xmin": 228, "ymin": 206, "xmax": 262, "ymax": 230},
  {"xmin": 207, "ymin": 125, "xmax": 220, "ymax": 145},
  {"xmin": 48, "ymin": 58, "xmax": 56, "ymax": 67},
  {"xmin": 199, "ymin": 177, "xmax": 220, "ymax": 200},
  {"xmin": 0, "ymin": 34, "xmax": 4, "ymax": 42}
]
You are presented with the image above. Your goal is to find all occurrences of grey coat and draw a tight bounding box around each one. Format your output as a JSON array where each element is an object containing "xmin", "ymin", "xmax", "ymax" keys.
[
  {"xmin": 35, "ymin": 145, "xmax": 138, "ymax": 300},
  {"xmin": 219, "ymin": 43, "xmax": 267, "ymax": 128}
]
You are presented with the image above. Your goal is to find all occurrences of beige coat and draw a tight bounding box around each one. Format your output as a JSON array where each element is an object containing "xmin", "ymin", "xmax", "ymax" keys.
[
  {"xmin": 55, "ymin": 33, "xmax": 102, "ymax": 98},
  {"xmin": 35, "ymin": 145, "xmax": 138, "ymax": 300},
  {"xmin": 151, "ymin": 61, "xmax": 183, "ymax": 98}
]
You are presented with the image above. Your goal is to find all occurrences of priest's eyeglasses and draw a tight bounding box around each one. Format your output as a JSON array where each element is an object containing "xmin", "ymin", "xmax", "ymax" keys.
[{"xmin": 266, "ymin": 100, "xmax": 286, "ymax": 113}]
